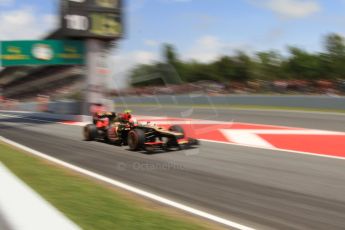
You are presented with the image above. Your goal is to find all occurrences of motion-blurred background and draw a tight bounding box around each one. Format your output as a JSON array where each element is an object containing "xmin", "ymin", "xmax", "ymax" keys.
[{"xmin": 1, "ymin": 0, "xmax": 345, "ymax": 108}]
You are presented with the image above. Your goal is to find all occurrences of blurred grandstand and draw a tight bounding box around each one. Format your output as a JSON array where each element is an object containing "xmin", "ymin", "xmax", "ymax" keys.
[
  {"xmin": 1, "ymin": 29, "xmax": 345, "ymax": 109},
  {"xmin": 109, "ymin": 79, "xmax": 345, "ymax": 97},
  {"xmin": 0, "ymin": 29, "xmax": 85, "ymax": 104}
]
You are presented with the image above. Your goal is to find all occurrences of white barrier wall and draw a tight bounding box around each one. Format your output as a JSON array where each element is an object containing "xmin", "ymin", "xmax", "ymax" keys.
[
  {"xmin": 1, "ymin": 95, "xmax": 345, "ymax": 115},
  {"xmin": 114, "ymin": 95, "xmax": 345, "ymax": 110}
]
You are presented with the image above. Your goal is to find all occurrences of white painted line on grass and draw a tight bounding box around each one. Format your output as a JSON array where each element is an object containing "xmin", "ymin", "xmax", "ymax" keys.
[
  {"xmin": 0, "ymin": 136, "xmax": 256, "ymax": 230},
  {"xmin": 0, "ymin": 163, "xmax": 81, "ymax": 230}
]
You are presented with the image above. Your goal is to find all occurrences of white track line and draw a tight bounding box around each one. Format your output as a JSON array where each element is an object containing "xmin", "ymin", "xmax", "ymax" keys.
[
  {"xmin": 220, "ymin": 129, "xmax": 345, "ymax": 149},
  {"xmin": 221, "ymin": 129, "xmax": 345, "ymax": 135},
  {"xmin": 221, "ymin": 130, "xmax": 275, "ymax": 149},
  {"xmin": 2, "ymin": 112, "xmax": 345, "ymax": 161},
  {"xmin": 0, "ymin": 113, "xmax": 82, "ymax": 126},
  {"xmin": 224, "ymin": 107, "xmax": 345, "ymax": 116},
  {"xmin": 0, "ymin": 136, "xmax": 255, "ymax": 230},
  {"xmin": 199, "ymin": 139, "xmax": 345, "ymax": 161},
  {"xmin": 0, "ymin": 163, "xmax": 81, "ymax": 230},
  {"xmin": 0, "ymin": 113, "xmax": 60, "ymax": 123}
]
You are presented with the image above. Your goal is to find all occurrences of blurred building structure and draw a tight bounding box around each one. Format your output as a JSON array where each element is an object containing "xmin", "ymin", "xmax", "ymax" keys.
[{"xmin": 0, "ymin": 29, "xmax": 84, "ymax": 102}]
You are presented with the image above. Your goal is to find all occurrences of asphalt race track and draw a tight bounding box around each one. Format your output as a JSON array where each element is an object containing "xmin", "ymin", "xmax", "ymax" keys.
[
  {"xmin": 116, "ymin": 105, "xmax": 345, "ymax": 132},
  {"xmin": 1, "ymin": 109, "xmax": 345, "ymax": 230}
]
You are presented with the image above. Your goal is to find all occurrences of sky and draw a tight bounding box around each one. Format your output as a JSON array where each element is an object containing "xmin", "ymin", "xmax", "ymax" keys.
[{"xmin": 1, "ymin": 0, "xmax": 345, "ymax": 88}]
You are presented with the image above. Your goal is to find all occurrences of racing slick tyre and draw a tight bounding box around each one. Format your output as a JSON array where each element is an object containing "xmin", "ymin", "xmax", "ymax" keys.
[
  {"xmin": 169, "ymin": 125, "xmax": 185, "ymax": 139},
  {"xmin": 128, "ymin": 129, "xmax": 145, "ymax": 151},
  {"xmin": 84, "ymin": 124, "xmax": 98, "ymax": 141},
  {"xmin": 106, "ymin": 127, "xmax": 121, "ymax": 145}
]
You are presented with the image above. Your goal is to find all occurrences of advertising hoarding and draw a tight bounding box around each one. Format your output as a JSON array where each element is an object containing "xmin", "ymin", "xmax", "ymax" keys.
[{"xmin": 0, "ymin": 40, "xmax": 85, "ymax": 67}]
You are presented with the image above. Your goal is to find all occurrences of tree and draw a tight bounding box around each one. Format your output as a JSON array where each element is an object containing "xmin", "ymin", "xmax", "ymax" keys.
[
  {"xmin": 180, "ymin": 61, "xmax": 219, "ymax": 83},
  {"xmin": 129, "ymin": 33, "xmax": 345, "ymax": 87},
  {"xmin": 255, "ymin": 51, "xmax": 284, "ymax": 80},
  {"xmin": 285, "ymin": 46, "xmax": 322, "ymax": 80},
  {"xmin": 212, "ymin": 56, "xmax": 236, "ymax": 81},
  {"xmin": 232, "ymin": 51, "xmax": 253, "ymax": 82},
  {"xmin": 323, "ymin": 33, "xmax": 345, "ymax": 79},
  {"xmin": 325, "ymin": 33, "xmax": 345, "ymax": 57},
  {"xmin": 130, "ymin": 64, "xmax": 164, "ymax": 87},
  {"xmin": 160, "ymin": 44, "xmax": 185, "ymax": 84},
  {"xmin": 163, "ymin": 44, "xmax": 178, "ymax": 65}
]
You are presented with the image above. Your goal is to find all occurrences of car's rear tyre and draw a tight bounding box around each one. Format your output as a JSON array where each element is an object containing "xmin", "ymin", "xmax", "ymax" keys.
[
  {"xmin": 128, "ymin": 129, "xmax": 145, "ymax": 151},
  {"xmin": 169, "ymin": 125, "xmax": 185, "ymax": 139},
  {"xmin": 107, "ymin": 126, "xmax": 121, "ymax": 145},
  {"xmin": 84, "ymin": 124, "xmax": 98, "ymax": 141}
]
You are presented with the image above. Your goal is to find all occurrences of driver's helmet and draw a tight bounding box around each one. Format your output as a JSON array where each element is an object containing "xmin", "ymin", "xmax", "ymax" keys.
[{"xmin": 122, "ymin": 110, "xmax": 132, "ymax": 121}]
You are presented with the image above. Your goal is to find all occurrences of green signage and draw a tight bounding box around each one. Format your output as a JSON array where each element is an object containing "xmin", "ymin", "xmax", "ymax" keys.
[{"xmin": 0, "ymin": 40, "xmax": 85, "ymax": 67}]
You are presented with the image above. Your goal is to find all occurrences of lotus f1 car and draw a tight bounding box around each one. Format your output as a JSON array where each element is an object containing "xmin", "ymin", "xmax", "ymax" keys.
[{"xmin": 83, "ymin": 111, "xmax": 199, "ymax": 152}]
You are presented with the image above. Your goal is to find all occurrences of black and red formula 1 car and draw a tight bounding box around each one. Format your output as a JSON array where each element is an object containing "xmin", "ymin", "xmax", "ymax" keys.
[{"xmin": 83, "ymin": 112, "xmax": 199, "ymax": 152}]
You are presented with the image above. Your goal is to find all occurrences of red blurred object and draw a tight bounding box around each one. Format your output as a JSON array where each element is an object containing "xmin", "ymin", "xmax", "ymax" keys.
[
  {"xmin": 121, "ymin": 113, "xmax": 132, "ymax": 121},
  {"xmin": 96, "ymin": 118, "xmax": 109, "ymax": 128},
  {"xmin": 90, "ymin": 104, "xmax": 106, "ymax": 116}
]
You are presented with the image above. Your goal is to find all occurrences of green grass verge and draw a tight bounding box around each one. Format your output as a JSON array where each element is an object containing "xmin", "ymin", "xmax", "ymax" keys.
[
  {"xmin": 116, "ymin": 103, "xmax": 345, "ymax": 114},
  {"xmin": 0, "ymin": 142, "xmax": 213, "ymax": 230}
]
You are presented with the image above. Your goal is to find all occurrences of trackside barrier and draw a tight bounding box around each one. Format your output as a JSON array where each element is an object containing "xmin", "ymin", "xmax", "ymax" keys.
[
  {"xmin": 0, "ymin": 163, "xmax": 81, "ymax": 230},
  {"xmin": 113, "ymin": 95, "xmax": 345, "ymax": 110},
  {"xmin": 0, "ymin": 95, "xmax": 344, "ymax": 120},
  {"xmin": 0, "ymin": 101, "xmax": 82, "ymax": 115}
]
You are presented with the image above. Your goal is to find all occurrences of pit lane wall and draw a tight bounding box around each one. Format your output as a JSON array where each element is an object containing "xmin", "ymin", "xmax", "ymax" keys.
[
  {"xmin": 1, "ymin": 95, "xmax": 345, "ymax": 118},
  {"xmin": 114, "ymin": 94, "xmax": 345, "ymax": 110},
  {"xmin": 0, "ymin": 101, "xmax": 82, "ymax": 115},
  {"xmin": 0, "ymin": 101, "xmax": 88, "ymax": 121}
]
